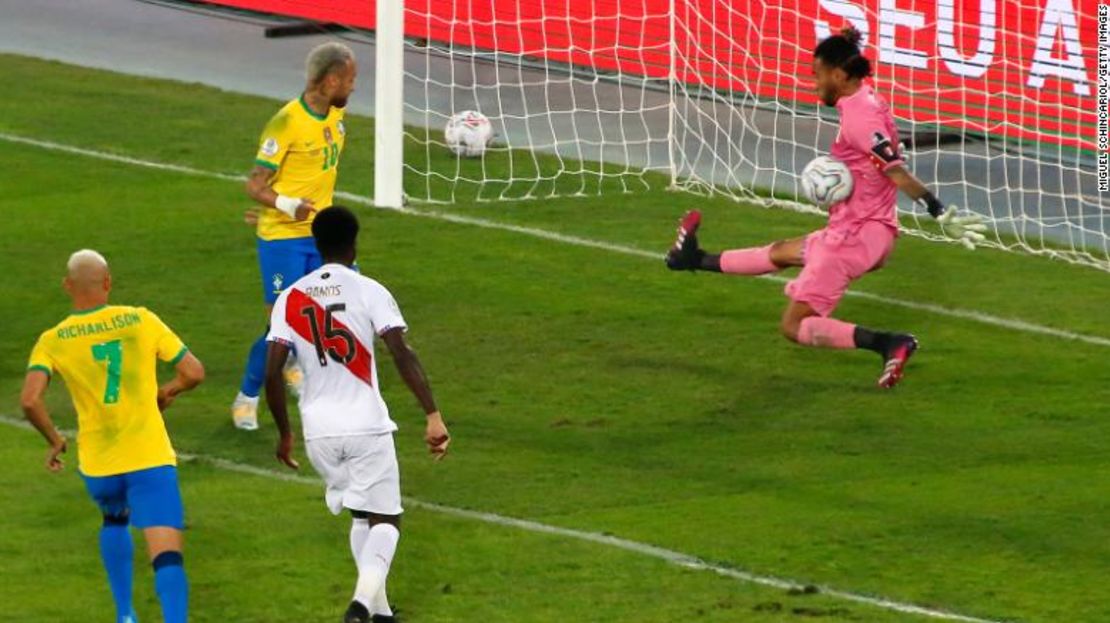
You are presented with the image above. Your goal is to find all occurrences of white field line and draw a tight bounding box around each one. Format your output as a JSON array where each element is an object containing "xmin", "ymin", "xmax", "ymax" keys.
[
  {"xmin": 0, "ymin": 415, "xmax": 1008, "ymax": 623},
  {"xmin": 4, "ymin": 131, "xmax": 1106, "ymax": 349}
]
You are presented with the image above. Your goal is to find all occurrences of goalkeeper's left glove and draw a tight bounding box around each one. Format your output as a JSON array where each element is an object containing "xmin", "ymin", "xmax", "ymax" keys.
[{"xmin": 937, "ymin": 205, "xmax": 988, "ymax": 250}]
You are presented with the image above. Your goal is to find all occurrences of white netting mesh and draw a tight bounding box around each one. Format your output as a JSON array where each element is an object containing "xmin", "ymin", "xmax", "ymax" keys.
[
  {"xmin": 398, "ymin": 0, "xmax": 1107, "ymax": 271},
  {"xmin": 402, "ymin": 1, "xmax": 673, "ymax": 203}
]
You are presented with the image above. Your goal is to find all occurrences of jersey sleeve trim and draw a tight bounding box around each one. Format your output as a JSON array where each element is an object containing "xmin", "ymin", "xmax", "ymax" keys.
[
  {"xmin": 169, "ymin": 346, "xmax": 189, "ymax": 366},
  {"xmin": 254, "ymin": 158, "xmax": 279, "ymax": 171},
  {"xmin": 27, "ymin": 364, "xmax": 52, "ymax": 378}
]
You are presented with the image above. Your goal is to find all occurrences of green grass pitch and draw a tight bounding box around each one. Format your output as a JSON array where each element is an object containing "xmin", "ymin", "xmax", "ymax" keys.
[{"xmin": 1, "ymin": 54, "xmax": 1109, "ymax": 622}]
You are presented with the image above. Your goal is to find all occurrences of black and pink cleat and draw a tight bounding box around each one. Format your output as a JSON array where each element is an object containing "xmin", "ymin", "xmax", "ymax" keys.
[
  {"xmin": 877, "ymin": 335, "xmax": 919, "ymax": 389},
  {"xmin": 665, "ymin": 210, "xmax": 704, "ymax": 270}
]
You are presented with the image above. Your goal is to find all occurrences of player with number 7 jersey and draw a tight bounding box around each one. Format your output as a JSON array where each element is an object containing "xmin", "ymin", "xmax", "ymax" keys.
[
  {"xmin": 21, "ymin": 249, "xmax": 205, "ymax": 623},
  {"xmin": 25, "ymin": 268, "xmax": 199, "ymax": 477}
]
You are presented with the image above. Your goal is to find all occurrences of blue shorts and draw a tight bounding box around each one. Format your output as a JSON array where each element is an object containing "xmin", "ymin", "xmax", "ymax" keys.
[
  {"xmin": 257, "ymin": 236, "xmax": 323, "ymax": 304},
  {"xmin": 81, "ymin": 465, "xmax": 185, "ymax": 529}
]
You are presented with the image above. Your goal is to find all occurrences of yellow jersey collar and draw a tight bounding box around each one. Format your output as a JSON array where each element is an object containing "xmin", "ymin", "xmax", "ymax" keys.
[{"xmin": 299, "ymin": 93, "xmax": 329, "ymax": 122}]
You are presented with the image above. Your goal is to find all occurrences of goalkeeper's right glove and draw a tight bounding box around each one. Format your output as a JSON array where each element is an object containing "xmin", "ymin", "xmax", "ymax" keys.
[{"xmin": 937, "ymin": 205, "xmax": 988, "ymax": 250}]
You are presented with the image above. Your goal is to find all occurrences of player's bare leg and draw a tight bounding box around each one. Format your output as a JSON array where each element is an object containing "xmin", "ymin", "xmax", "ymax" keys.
[
  {"xmin": 780, "ymin": 300, "xmax": 918, "ymax": 388},
  {"xmin": 768, "ymin": 237, "xmax": 806, "ymax": 269}
]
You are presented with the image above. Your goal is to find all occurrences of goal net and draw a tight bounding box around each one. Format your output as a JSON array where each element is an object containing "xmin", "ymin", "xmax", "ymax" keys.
[{"xmin": 384, "ymin": 0, "xmax": 1106, "ymax": 272}]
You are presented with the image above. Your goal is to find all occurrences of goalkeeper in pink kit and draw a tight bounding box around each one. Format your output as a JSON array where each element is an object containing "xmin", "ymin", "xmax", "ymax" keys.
[{"xmin": 665, "ymin": 26, "xmax": 986, "ymax": 388}]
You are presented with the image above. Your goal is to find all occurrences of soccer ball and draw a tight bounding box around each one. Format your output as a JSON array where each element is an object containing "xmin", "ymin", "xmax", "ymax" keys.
[
  {"xmin": 800, "ymin": 156, "xmax": 853, "ymax": 207},
  {"xmin": 444, "ymin": 110, "xmax": 493, "ymax": 157}
]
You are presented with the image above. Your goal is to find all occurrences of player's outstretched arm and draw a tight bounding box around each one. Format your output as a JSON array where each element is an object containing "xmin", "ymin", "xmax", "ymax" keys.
[
  {"xmin": 884, "ymin": 164, "xmax": 988, "ymax": 250},
  {"xmin": 158, "ymin": 352, "xmax": 205, "ymax": 412},
  {"xmin": 381, "ymin": 328, "xmax": 450, "ymax": 461},
  {"xmin": 263, "ymin": 341, "xmax": 299, "ymax": 469},
  {"xmin": 19, "ymin": 370, "xmax": 66, "ymax": 472},
  {"xmin": 244, "ymin": 165, "xmax": 315, "ymax": 222}
]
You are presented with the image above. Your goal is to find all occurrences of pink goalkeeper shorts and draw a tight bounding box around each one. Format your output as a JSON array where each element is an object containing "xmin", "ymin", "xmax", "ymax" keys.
[{"xmin": 784, "ymin": 221, "xmax": 897, "ymax": 317}]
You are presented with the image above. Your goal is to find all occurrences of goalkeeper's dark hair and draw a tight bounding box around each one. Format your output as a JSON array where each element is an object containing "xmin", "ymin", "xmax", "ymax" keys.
[
  {"xmin": 312, "ymin": 205, "xmax": 360, "ymax": 258},
  {"xmin": 814, "ymin": 25, "xmax": 872, "ymax": 79}
]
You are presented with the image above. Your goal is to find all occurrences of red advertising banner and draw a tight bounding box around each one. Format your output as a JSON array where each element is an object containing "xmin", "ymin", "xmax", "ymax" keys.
[{"xmin": 204, "ymin": 0, "xmax": 1097, "ymax": 151}]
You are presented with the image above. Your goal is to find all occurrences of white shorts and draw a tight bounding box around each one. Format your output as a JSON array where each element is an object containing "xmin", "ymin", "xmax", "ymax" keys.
[{"xmin": 305, "ymin": 433, "xmax": 403, "ymax": 516}]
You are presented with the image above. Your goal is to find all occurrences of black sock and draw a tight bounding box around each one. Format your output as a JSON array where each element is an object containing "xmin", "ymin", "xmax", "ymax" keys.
[
  {"xmin": 346, "ymin": 600, "xmax": 370, "ymax": 621},
  {"xmin": 853, "ymin": 326, "xmax": 895, "ymax": 356},
  {"xmin": 699, "ymin": 252, "xmax": 721, "ymax": 272}
]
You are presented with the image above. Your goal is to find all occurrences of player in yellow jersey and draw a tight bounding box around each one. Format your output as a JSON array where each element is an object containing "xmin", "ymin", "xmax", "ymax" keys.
[
  {"xmin": 233, "ymin": 41, "xmax": 358, "ymax": 430},
  {"xmin": 20, "ymin": 250, "xmax": 205, "ymax": 623}
]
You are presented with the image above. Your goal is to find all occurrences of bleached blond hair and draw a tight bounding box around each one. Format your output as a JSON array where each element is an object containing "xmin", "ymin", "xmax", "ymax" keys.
[
  {"xmin": 306, "ymin": 42, "xmax": 355, "ymax": 84},
  {"xmin": 67, "ymin": 249, "xmax": 108, "ymax": 274}
]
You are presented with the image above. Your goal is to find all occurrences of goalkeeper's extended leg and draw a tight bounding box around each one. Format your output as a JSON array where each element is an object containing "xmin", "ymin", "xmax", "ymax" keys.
[
  {"xmin": 777, "ymin": 221, "xmax": 916, "ymax": 387},
  {"xmin": 782, "ymin": 301, "xmax": 918, "ymax": 389},
  {"xmin": 665, "ymin": 210, "xmax": 800, "ymax": 274}
]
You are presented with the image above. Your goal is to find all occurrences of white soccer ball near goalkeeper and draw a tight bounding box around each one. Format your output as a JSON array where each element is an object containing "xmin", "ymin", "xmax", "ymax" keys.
[
  {"xmin": 800, "ymin": 155, "xmax": 853, "ymax": 208},
  {"xmin": 445, "ymin": 110, "xmax": 493, "ymax": 157}
]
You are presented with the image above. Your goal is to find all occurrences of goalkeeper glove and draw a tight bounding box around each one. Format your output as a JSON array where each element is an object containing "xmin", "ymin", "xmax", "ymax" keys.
[{"xmin": 937, "ymin": 205, "xmax": 988, "ymax": 250}]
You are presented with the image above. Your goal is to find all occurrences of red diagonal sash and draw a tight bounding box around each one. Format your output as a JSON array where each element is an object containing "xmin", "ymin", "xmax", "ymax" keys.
[{"xmin": 285, "ymin": 288, "xmax": 373, "ymax": 386}]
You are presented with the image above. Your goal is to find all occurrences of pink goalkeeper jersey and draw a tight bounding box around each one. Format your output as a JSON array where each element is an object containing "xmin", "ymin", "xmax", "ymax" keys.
[{"xmin": 828, "ymin": 84, "xmax": 903, "ymax": 234}]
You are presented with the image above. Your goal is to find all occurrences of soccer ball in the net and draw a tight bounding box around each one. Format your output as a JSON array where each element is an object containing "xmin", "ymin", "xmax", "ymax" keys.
[
  {"xmin": 800, "ymin": 156, "xmax": 853, "ymax": 207},
  {"xmin": 444, "ymin": 110, "xmax": 493, "ymax": 157}
]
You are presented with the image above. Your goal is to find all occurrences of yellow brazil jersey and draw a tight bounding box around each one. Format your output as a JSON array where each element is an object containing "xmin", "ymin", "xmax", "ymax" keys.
[
  {"xmin": 254, "ymin": 94, "xmax": 347, "ymax": 241},
  {"xmin": 26, "ymin": 305, "xmax": 188, "ymax": 477}
]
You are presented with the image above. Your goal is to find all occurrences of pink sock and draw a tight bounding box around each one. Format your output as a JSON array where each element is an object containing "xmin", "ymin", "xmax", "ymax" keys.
[
  {"xmin": 720, "ymin": 245, "xmax": 777, "ymax": 275},
  {"xmin": 797, "ymin": 317, "xmax": 857, "ymax": 349}
]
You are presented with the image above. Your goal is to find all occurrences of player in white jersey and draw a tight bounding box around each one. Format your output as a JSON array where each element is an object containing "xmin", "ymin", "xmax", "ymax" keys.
[{"xmin": 263, "ymin": 206, "xmax": 449, "ymax": 623}]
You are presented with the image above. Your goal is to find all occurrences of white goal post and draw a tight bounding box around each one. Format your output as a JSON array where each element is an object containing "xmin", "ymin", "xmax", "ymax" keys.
[
  {"xmin": 373, "ymin": 0, "xmax": 405, "ymax": 209},
  {"xmin": 374, "ymin": 0, "xmax": 1107, "ymax": 272}
]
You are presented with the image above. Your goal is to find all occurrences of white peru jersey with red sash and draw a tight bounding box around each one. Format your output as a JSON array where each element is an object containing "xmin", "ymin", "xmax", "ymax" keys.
[{"xmin": 268, "ymin": 263, "xmax": 407, "ymax": 440}]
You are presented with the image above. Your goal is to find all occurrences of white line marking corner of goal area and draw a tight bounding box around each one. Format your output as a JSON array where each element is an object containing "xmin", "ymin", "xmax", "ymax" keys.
[
  {"xmin": 0, "ymin": 414, "xmax": 1009, "ymax": 623},
  {"xmin": 5, "ymin": 130, "xmax": 1108, "ymax": 352}
]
